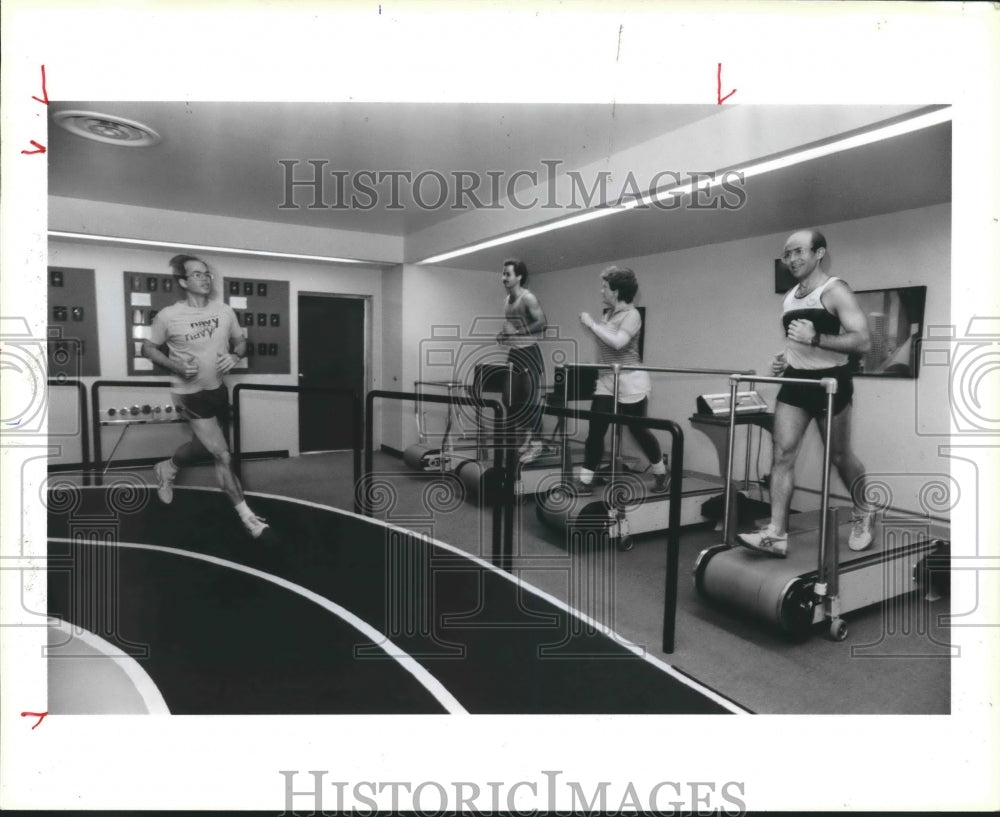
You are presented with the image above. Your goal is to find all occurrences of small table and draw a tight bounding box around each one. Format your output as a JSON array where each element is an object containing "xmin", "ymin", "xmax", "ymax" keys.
[{"xmin": 689, "ymin": 412, "xmax": 774, "ymax": 488}]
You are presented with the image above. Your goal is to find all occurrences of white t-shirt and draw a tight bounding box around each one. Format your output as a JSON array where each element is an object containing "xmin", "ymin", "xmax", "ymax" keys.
[{"xmin": 149, "ymin": 300, "xmax": 244, "ymax": 394}]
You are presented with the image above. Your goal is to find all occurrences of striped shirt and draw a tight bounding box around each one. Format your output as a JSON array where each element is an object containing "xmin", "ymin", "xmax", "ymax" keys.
[{"xmin": 592, "ymin": 305, "xmax": 650, "ymax": 404}]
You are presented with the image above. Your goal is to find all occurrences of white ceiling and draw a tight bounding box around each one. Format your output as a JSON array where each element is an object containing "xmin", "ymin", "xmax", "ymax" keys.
[{"xmin": 48, "ymin": 101, "xmax": 951, "ymax": 272}]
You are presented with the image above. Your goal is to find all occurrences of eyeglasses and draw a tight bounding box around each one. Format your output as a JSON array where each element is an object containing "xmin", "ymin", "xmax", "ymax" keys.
[
  {"xmin": 781, "ymin": 247, "xmax": 812, "ymax": 262},
  {"xmin": 185, "ymin": 270, "xmax": 213, "ymax": 280}
]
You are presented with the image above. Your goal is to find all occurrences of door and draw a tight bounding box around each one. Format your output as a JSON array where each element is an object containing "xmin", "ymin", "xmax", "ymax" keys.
[{"xmin": 298, "ymin": 293, "xmax": 368, "ymax": 452}]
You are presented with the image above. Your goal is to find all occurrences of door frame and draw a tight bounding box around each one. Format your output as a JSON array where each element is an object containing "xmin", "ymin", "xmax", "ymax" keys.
[{"xmin": 297, "ymin": 291, "xmax": 372, "ymax": 453}]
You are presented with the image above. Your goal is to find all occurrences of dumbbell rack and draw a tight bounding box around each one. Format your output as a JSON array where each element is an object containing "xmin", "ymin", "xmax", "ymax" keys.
[
  {"xmin": 91, "ymin": 380, "xmax": 193, "ymax": 479},
  {"xmin": 99, "ymin": 405, "xmax": 188, "ymax": 476}
]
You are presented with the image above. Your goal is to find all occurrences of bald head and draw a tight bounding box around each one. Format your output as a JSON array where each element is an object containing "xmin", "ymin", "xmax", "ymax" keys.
[{"xmin": 786, "ymin": 229, "xmax": 827, "ymax": 254}]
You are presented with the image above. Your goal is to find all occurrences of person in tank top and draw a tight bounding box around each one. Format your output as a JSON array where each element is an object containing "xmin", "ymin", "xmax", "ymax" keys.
[
  {"xmin": 737, "ymin": 230, "xmax": 875, "ymax": 557},
  {"xmin": 497, "ymin": 259, "xmax": 548, "ymax": 460}
]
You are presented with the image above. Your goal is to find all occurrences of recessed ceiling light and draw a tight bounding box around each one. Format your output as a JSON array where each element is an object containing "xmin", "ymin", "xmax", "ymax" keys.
[{"xmin": 52, "ymin": 110, "xmax": 162, "ymax": 147}]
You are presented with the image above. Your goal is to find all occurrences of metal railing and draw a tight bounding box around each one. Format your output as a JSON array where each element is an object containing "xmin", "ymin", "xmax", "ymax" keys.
[
  {"xmin": 48, "ymin": 378, "xmax": 91, "ymax": 483},
  {"xmin": 90, "ymin": 379, "xmax": 180, "ymax": 478},
  {"xmin": 232, "ymin": 384, "xmax": 362, "ymax": 511},
  {"xmin": 364, "ymin": 390, "xmax": 511, "ymax": 566},
  {"xmin": 558, "ymin": 363, "xmax": 757, "ymax": 483},
  {"xmin": 411, "ymin": 379, "xmax": 475, "ymax": 467},
  {"xmin": 373, "ymin": 381, "xmax": 696, "ymax": 654},
  {"xmin": 541, "ymin": 401, "xmax": 686, "ymax": 654},
  {"xmin": 412, "ymin": 380, "xmax": 464, "ymax": 444}
]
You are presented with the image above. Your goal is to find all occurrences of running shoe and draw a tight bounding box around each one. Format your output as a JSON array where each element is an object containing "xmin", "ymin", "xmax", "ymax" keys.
[
  {"xmin": 848, "ymin": 510, "xmax": 874, "ymax": 551},
  {"xmin": 736, "ymin": 525, "xmax": 788, "ymax": 558},
  {"xmin": 241, "ymin": 513, "xmax": 270, "ymax": 539},
  {"xmin": 153, "ymin": 460, "xmax": 176, "ymax": 505}
]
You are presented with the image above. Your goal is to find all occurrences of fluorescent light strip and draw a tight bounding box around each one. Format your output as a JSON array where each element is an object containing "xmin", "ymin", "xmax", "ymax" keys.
[
  {"xmin": 47, "ymin": 231, "xmax": 375, "ymax": 265},
  {"xmin": 419, "ymin": 107, "xmax": 952, "ymax": 265},
  {"xmin": 419, "ymin": 208, "xmax": 616, "ymax": 263}
]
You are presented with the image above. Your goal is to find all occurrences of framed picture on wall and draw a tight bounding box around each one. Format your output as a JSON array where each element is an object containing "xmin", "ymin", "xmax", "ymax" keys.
[{"xmin": 852, "ymin": 285, "xmax": 927, "ymax": 378}]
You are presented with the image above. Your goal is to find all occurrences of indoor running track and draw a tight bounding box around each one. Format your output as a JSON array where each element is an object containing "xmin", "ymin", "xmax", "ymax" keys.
[{"xmin": 47, "ymin": 484, "xmax": 749, "ymax": 715}]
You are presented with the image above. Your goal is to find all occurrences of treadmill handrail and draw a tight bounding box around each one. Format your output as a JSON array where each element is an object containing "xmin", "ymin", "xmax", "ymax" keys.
[
  {"xmin": 728, "ymin": 373, "xmax": 838, "ymax": 390},
  {"xmin": 558, "ymin": 362, "xmax": 759, "ymax": 493},
  {"xmin": 413, "ymin": 380, "xmax": 464, "ymax": 389},
  {"xmin": 365, "ymin": 388, "xmax": 510, "ymax": 569},
  {"xmin": 412, "ymin": 379, "xmax": 466, "ymax": 445},
  {"xmin": 723, "ymin": 373, "xmax": 838, "ymax": 607},
  {"xmin": 564, "ymin": 363, "xmax": 756, "ymax": 377}
]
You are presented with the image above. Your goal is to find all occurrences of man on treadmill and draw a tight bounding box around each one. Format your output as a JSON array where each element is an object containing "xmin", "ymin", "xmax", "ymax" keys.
[
  {"xmin": 497, "ymin": 258, "xmax": 548, "ymax": 462},
  {"xmin": 737, "ymin": 229, "xmax": 874, "ymax": 558}
]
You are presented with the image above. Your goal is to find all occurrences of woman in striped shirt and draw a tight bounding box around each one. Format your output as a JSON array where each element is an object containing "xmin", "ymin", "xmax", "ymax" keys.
[{"xmin": 574, "ymin": 265, "xmax": 668, "ymax": 495}]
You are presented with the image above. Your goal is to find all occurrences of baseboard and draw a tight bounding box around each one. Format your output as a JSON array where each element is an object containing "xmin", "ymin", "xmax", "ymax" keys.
[
  {"xmin": 380, "ymin": 444, "xmax": 404, "ymax": 458},
  {"xmin": 237, "ymin": 449, "xmax": 290, "ymax": 462}
]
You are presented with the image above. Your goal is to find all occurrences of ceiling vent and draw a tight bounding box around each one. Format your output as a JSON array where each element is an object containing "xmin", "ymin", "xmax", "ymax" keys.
[{"xmin": 52, "ymin": 110, "xmax": 162, "ymax": 147}]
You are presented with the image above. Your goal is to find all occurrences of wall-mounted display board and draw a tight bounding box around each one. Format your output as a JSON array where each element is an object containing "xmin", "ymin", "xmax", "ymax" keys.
[
  {"xmin": 48, "ymin": 267, "xmax": 101, "ymax": 377},
  {"xmin": 123, "ymin": 270, "xmax": 185, "ymax": 377},
  {"xmin": 223, "ymin": 277, "xmax": 290, "ymax": 374}
]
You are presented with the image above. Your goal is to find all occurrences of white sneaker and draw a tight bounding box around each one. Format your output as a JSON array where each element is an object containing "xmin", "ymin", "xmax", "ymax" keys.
[
  {"xmin": 848, "ymin": 510, "xmax": 874, "ymax": 551},
  {"xmin": 153, "ymin": 460, "xmax": 176, "ymax": 504},
  {"xmin": 241, "ymin": 513, "xmax": 270, "ymax": 539},
  {"xmin": 736, "ymin": 525, "xmax": 788, "ymax": 558}
]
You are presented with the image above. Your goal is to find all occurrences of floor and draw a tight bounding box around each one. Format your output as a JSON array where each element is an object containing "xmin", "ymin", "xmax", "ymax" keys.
[
  {"xmin": 150, "ymin": 450, "xmax": 953, "ymax": 715},
  {"xmin": 49, "ymin": 487, "xmax": 747, "ymax": 715}
]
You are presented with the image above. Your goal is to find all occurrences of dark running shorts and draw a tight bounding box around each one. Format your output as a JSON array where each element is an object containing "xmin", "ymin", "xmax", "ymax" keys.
[
  {"xmin": 777, "ymin": 364, "xmax": 854, "ymax": 417},
  {"xmin": 173, "ymin": 385, "xmax": 231, "ymax": 422}
]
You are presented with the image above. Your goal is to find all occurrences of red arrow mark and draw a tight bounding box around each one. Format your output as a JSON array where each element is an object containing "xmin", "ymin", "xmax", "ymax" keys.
[
  {"xmin": 717, "ymin": 62, "xmax": 736, "ymax": 105},
  {"xmin": 21, "ymin": 711, "xmax": 48, "ymax": 729},
  {"xmin": 22, "ymin": 141, "xmax": 46, "ymax": 155},
  {"xmin": 32, "ymin": 65, "xmax": 49, "ymax": 105}
]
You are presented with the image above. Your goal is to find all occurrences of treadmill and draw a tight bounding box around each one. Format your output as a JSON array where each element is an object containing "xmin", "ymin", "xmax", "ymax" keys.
[
  {"xmin": 536, "ymin": 364, "xmax": 755, "ymax": 550},
  {"xmin": 693, "ymin": 373, "xmax": 949, "ymax": 641}
]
